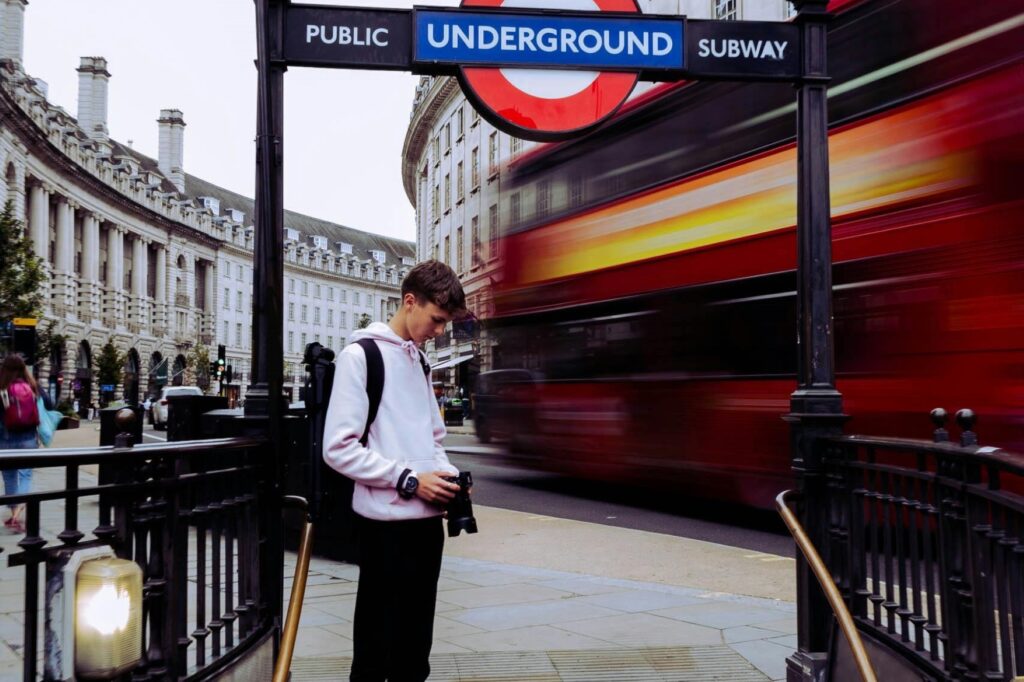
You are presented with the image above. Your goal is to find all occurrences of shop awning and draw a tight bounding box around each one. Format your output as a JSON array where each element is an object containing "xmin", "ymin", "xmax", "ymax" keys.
[{"xmin": 431, "ymin": 355, "xmax": 474, "ymax": 371}]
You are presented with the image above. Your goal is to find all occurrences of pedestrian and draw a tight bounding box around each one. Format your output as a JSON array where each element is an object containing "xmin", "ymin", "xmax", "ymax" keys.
[
  {"xmin": 0, "ymin": 355, "xmax": 41, "ymax": 534},
  {"xmin": 323, "ymin": 260, "xmax": 468, "ymax": 682}
]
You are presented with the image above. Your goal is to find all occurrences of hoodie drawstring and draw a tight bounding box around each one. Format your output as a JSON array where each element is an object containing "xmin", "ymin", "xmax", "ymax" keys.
[{"xmin": 400, "ymin": 340, "xmax": 420, "ymax": 362}]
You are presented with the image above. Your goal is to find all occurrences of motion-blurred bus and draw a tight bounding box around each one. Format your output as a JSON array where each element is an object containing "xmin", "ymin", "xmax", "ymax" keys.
[{"xmin": 485, "ymin": 0, "xmax": 1024, "ymax": 508}]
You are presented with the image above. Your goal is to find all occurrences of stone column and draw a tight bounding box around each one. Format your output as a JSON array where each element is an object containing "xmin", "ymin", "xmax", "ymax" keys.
[
  {"xmin": 53, "ymin": 196, "xmax": 74, "ymax": 313},
  {"xmin": 132, "ymin": 236, "xmax": 149, "ymax": 332},
  {"xmin": 79, "ymin": 213, "xmax": 101, "ymax": 323},
  {"xmin": 155, "ymin": 245, "xmax": 167, "ymax": 333},
  {"xmin": 104, "ymin": 224, "xmax": 123, "ymax": 328},
  {"xmin": 27, "ymin": 181, "xmax": 52, "ymax": 308},
  {"xmin": 203, "ymin": 261, "xmax": 215, "ymax": 341}
]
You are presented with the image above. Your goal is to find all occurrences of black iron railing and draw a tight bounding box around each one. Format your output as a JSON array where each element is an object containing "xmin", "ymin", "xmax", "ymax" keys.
[
  {"xmin": 820, "ymin": 409, "xmax": 1024, "ymax": 681},
  {"xmin": 0, "ymin": 433, "xmax": 275, "ymax": 681}
]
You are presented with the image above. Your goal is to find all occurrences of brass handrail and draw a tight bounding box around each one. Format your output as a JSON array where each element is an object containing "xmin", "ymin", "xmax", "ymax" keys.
[
  {"xmin": 776, "ymin": 490, "xmax": 878, "ymax": 682},
  {"xmin": 273, "ymin": 495, "xmax": 315, "ymax": 682}
]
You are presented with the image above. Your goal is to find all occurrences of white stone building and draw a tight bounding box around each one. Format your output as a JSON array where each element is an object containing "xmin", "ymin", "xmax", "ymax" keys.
[
  {"xmin": 0, "ymin": 0, "xmax": 412, "ymax": 411},
  {"xmin": 401, "ymin": 0, "xmax": 793, "ymax": 392}
]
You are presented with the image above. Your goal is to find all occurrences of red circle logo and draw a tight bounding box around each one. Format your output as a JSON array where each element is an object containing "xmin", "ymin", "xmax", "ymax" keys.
[{"xmin": 459, "ymin": 0, "xmax": 640, "ymax": 140}]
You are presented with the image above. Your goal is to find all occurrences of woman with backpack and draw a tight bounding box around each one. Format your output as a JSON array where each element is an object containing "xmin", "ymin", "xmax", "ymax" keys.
[{"xmin": 0, "ymin": 354, "xmax": 40, "ymax": 533}]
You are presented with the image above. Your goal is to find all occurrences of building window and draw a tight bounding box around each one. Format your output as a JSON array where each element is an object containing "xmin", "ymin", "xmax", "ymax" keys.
[
  {"xmin": 488, "ymin": 132, "xmax": 499, "ymax": 176},
  {"xmin": 301, "ymin": 332, "xmax": 307, "ymax": 349},
  {"xmin": 341, "ymin": 311, "xmax": 347, "ymax": 328},
  {"xmin": 236, "ymin": 291, "xmax": 243, "ymax": 311},
  {"xmin": 289, "ymin": 277, "xmax": 295, "ymax": 293},
  {"xmin": 785, "ymin": 1, "xmax": 797, "ymax": 17},
  {"xmin": 511, "ymin": 136, "xmax": 522, "ymax": 157},
  {"xmin": 444, "ymin": 122, "xmax": 451, "ymax": 152},
  {"xmin": 432, "ymin": 183, "xmax": 440, "ymax": 222},
  {"xmin": 444, "ymin": 235, "xmax": 450, "ymax": 265},
  {"xmin": 328, "ymin": 335, "xmax": 334, "ymax": 349},
  {"xmin": 537, "ymin": 180, "xmax": 550, "ymax": 220},
  {"xmin": 510, "ymin": 192, "xmax": 521, "ymax": 229},
  {"xmin": 456, "ymin": 161, "xmax": 465, "ymax": 203},
  {"xmin": 714, "ymin": 0, "xmax": 738, "ymax": 20},
  {"xmin": 288, "ymin": 302, "xmax": 295, "ymax": 321},
  {"xmin": 471, "ymin": 147, "xmax": 480, "ymax": 189},
  {"xmin": 223, "ymin": 288, "xmax": 230, "ymax": 309},
  {"xmin": 301, "ymin": 304, "xmax": 308, "ymax": 322},
  {"xmin": 472, "ymin": 215, "xmax": 482, "ymax": 266},
  {"xmin": 315, "ymin": 333, "xmax": 321, "ymax": 344},
  {"xmin": 327, "ymin": 309, "xmax": 334, "ymax": 327},
  {"xmin": 314, "ymin": 307, "xmax": 321, "ymax": 324},
  {"xmin": 432, "ymin": 135, "xmax": 440, "ymax": 163},
  {"xmin": 570, "ymin": 175, "xmax": 585, "ymax": 208},
  {"xmin": 455, "ymin": 106, "xmax": 464, "ymax": 138},
  {"xmin": 224, "ymin": 320, "xmax": 229, "ymax": 340},
  {"xmin": 355, "ymin": 292, "xmax": 361, "ymax": 306},
  {"xmin": 471, "ymin": 106, "xmax": 480, "ymax": 125},
  {"xmin": 236, "ymin": 323, "xmax": 242, "ymax": 346},
  {"xmin": 288, "ymin": 331, "xmax": 294, "ymax": 353},
  {"xmin": 367, "ymin": 294, "xmax": 373, "ymax": 308},
  {"xmin": 237, "ymin": 264, "xmax": 243, "ymax": 281},
  {"xmin": 444, "ymin": 173, "xmax": 451, "ymax": 212},
  {"xmin": 488, "ymin": 203, "xmax": 499, "ymax": 258},
  {"xmin": 328, "ymin": 287, "xmax": 335, "ymax": 301},
  {"xmin": 302, "ymin": 281, "xmax": 308, "ymax": 296},
  {"xmin": 315, "ymin": 284, "xmax": 321, "ymax": 298},
  {"xmin": 456, "ymin": 226, "xmax": 464, "ymax": 274}
]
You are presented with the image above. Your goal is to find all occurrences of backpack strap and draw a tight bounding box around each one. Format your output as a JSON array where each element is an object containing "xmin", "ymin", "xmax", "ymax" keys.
[{"xmin": 355, "ymin": 339, "xmax": 384, "ymax": 447}]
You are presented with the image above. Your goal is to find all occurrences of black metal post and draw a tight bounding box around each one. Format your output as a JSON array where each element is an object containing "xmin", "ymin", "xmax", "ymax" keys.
[
  {"xmin": 785, "ymin": 2, "xmax": 846, "ymax": 681},
  {"xmin": 250, "ymin": 0, "xmax": 287, "ymax": 658}
]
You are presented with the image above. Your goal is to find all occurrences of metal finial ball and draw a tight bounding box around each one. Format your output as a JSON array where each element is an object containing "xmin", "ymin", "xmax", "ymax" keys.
[
  {"xmin": 955, "ymin": 408, "xmax": 976, "ymax": 432},
  {"xmin": 929, "ymin": 408, "xmax": 948, "ymax": 428},
  {"xmin": 115, "ymin": 407, "xmax": 137, "ymax": 432}
]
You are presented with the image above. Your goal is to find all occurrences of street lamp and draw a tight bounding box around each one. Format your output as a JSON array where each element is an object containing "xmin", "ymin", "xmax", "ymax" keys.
[{"xmin": 46, "ymin": 547, "xmax": 143, "ymax": 680}]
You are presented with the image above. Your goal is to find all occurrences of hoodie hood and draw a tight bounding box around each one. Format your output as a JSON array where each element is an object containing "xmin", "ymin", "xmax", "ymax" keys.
[{"xmin": 350, "ymin": 322, "xmax": 423, "ymax": 362}]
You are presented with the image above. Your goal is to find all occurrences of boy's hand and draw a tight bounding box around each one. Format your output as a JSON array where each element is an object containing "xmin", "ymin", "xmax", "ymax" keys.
[{"xmin": 415, "ymin": 471, "xmax": 459, "ymax": 505}]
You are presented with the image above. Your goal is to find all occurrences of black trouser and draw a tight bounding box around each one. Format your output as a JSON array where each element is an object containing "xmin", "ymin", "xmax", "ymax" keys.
[{"xmin": 350, "ymin": 514, "xmax": 444, "ymax": 682}]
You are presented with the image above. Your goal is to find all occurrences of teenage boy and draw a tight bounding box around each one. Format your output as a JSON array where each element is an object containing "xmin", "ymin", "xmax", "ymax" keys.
[{"xmin": 323, "ymin": 260, "xmax": 467, "ymax": 682}]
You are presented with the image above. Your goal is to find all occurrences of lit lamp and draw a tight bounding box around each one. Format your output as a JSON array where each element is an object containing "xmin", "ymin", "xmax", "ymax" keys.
[{"xmin": 45, "ymin": 547, "xmax": 143, "ymax": 680}]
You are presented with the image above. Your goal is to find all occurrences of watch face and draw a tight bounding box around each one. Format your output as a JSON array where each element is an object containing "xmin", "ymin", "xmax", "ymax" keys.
[{"xmin": 404, "ymin": 476, "xmax": 418, "ymax": 493}]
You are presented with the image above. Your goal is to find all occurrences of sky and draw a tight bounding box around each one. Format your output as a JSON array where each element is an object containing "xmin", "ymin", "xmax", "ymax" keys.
[{"xmin": 24, "ymin": 0, "xmax": 461, "ymax": 244}]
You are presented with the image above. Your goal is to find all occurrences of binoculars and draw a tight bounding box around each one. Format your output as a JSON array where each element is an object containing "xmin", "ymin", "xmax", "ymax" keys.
[{"xmin": 443, "ymin": 471, "xmax": 478, "ymax": 537}]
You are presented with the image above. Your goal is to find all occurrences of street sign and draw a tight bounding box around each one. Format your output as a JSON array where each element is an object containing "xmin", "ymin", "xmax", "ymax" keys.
[
  {"xmin": 12, "ymin": 317, "xmax": 38, "ymax": 327},
  {"xmin": 455, "ymin": 0, "xmax": 647, "ymax": 141},
  {"xmin": 414, "ymin": 9, "xmax": 683, "ymax": 71},
  {"xmin": 284, "ymin": 5, "xmax": 412, "ymax": 70},
  {"xmin": 686, "ymin": 20, "xmax": 799, "ymax": 81}
]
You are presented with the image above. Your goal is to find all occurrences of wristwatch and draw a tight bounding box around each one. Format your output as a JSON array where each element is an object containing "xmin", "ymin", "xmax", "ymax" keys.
[{"xmin": 397, "ymin": 469, "xmax": 419, "ymax": 500}]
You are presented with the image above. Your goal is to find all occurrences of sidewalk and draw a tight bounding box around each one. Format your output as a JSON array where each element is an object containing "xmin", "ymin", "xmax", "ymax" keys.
[
  {"xmin": 3, "ymin": 427, "xmax": 798, "ymax": 681},
  {"xmin": 288, "ymin": 506, "xmax": 796, "ymax": 681}
]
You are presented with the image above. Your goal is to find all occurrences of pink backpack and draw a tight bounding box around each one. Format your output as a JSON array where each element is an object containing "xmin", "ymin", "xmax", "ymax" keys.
[{"xmin": 2, "ymin": 380, "xmax": 39, "ymax": 432}]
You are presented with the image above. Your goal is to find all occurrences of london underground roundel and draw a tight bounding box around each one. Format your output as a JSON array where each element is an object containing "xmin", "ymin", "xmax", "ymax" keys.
[{"xmin": 459, "ymin": 0, "xmax": 641, "ymax": 141}]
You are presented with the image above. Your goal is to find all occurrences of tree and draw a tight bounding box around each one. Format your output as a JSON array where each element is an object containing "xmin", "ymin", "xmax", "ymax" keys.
[
  {"xmin": 187, "ymin": 344, "xmax": 211, "ymax": 391},
  {"xmin": 357, "ymin": 313, "xmax": 373, "ymax": 329},
  {"xmin": 0, "ymin": 200, "xmax": 44, "ymax": 322},
  {"xmin": 94, "ymin": 340, "xmax": 124, "ymax": 404}
]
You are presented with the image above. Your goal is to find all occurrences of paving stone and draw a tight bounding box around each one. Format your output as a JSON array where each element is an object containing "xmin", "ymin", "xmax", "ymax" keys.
[
  {"xmin": 447, "ymin": 625, "xmax": 620, "ymax": 653},
  {"xmin": 575, "ymin": 589, "xmax": 705, "ymax": 613},
  {"xmin": 556, "ymin": 612, "xmax": 723, "ymax": 648},
  {"xmin": 729, "ymin": 638, "xmax": 794, "ymax": 680},
  {"xmin": 651, "ymin": 601, "xmax": 792, "ymax": 629},
  {"xmin": 449, "ymin": 599, "xmax": 621, "ymax": 632},
  {"xmin": 438, "ymin": 583, "xmax": 573, "ymax": 609}
]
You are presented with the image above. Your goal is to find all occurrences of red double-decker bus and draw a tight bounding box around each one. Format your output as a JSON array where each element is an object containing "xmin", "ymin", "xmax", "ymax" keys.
[{"xmin": 486, "ymin": 0, "xmax": 1024, "ymax": 508}]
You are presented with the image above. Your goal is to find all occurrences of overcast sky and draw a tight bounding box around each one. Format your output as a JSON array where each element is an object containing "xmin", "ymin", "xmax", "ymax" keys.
[{"xmin": 24, "ymin": 0, "xmax": 461, "ymax": 244}]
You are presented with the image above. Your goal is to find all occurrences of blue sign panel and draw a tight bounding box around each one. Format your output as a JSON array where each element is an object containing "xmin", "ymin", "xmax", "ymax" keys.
[{"xmin": 414, "ymin": 10, "xmax": 684, "ymax": 71}]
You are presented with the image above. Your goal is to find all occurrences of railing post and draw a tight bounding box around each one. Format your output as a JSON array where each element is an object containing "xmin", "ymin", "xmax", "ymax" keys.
[{"xmin": 785, "ymin": 2, "xmax": 846, "ymax": 681}]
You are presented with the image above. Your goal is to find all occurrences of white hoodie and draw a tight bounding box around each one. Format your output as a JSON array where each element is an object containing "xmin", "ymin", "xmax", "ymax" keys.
[{"xmin": 322, "ymin": 322, "xmax": 458, "ymax": 521}]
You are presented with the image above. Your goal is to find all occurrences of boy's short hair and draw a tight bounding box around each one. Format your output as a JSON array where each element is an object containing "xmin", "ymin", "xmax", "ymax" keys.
[{"xmin": 403, "ymin": 260, "xmax": 467, "ymax": 316}]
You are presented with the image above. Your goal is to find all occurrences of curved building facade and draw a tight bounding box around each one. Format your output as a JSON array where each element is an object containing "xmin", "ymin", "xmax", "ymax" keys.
[{"xmin": 0, "ymin": 0, "xmax": 413, "ymax": 411}]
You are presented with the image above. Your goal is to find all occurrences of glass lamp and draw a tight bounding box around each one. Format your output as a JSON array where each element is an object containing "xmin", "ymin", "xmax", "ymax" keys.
[{"xmin": 74, "ymin": 557, "xmax": 143, "ymax": 679}]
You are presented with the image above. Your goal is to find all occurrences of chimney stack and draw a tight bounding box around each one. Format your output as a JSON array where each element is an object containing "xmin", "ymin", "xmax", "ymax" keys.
[
  {"xmin": 0, "ymin": 0, "xmax": 28, "ymax": 64},
  {"xmin": 76, "ymin": 57, "xmax": 111, "ymax": 141},
  {"xmin": 157, "ymin": 109, "xmax": 186, "ymax": 193}
]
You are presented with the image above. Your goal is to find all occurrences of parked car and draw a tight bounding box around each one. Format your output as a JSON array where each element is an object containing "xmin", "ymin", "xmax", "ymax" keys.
[
  {"xmin": 151, "ymin": 386, "xmax": 203, "ymax": 430},
  {"xmin": 471, "ymin": 369, "xmax": 538, "ymax": 446}
]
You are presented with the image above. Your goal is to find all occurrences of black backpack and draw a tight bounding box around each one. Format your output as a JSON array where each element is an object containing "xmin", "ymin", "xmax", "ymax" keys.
[{"xmin": 355, "ymin": 339, "xmax": 431, "ymax": 446}]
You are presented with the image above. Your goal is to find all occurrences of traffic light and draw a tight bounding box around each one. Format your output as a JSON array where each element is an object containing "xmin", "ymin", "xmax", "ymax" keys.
[
  {"xmin": 216, "ymin": 344, "xmax": 226, "ymax": 380},
  {"xmin": 225, "ymin": 364, "xmax": 233, "ymax": 384},
  {"xmin": 209, "ymin": 361, "xmax": 218, "ymax": 378}
]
